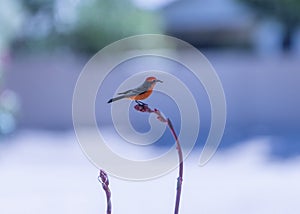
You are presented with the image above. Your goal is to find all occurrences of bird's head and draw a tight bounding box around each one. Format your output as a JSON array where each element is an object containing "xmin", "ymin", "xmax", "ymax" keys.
[{"xmin": 145, "ymin": 76, "xmax": 163, "ymax": 84}]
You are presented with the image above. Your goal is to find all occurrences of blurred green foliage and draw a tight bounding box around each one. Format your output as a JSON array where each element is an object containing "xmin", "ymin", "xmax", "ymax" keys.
[
  {"xmin": 0, "ymin": 0, "xmax": 22, "ymax": 136},
  {"xmin": 15, "ymin": 0, "xmax": 163, "ymax": 54},
  {"xmin": 0, "ymin": 0, "xmax": 23, "ymax": 52},
  {"xmin": 239, "ymin": 0, "xmax": 300, "ymax": 50}
]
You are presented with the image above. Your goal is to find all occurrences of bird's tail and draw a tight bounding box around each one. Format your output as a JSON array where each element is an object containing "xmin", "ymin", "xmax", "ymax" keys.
[{"xmin": 107, "ymin": 95, "xmax": 127, "ymax": 103}]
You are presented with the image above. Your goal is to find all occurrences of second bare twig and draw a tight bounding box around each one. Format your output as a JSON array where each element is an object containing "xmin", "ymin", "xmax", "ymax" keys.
[{"xmin": 98, "ymin": 169, "xmax": 112, "ymax": 214}]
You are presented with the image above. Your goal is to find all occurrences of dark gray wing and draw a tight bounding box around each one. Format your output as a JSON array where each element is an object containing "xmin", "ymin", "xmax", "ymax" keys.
[
  {"xmin": 117, "ymin": 89, "xmax": 135, "ymax": 95},
  {"xmin": 117, "ymin": 83, "xmax": 149, "ymax": 97}
]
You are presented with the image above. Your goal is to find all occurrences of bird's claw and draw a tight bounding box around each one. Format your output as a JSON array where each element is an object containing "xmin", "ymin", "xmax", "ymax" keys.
[{"xmin": 135, "ymin": 100, "xmax": 147, "ymax": 106}]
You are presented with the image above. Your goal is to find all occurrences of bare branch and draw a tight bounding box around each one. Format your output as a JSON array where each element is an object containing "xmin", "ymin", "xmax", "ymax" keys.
[
  {"xmin": 98, "ymin": 170, "xmax": 112, "ymax": 214},
  {"xmin": 134, "ymin": 104, "xmax": 183, "ymax": 214}
]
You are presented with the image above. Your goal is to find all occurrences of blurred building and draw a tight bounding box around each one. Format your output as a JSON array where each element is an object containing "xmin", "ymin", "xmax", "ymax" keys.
[
  {"xmin": 161, "ymin": 0, "xmax": 255, "ymax": 48},
  {"xmin": 2, "ymin": 0, "xmax": 300, "ymax": 140}
]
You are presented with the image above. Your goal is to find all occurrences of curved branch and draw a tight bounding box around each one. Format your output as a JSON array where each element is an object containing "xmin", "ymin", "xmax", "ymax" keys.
[{"xmin": 134, "ymin": 104, "xmax": 183, "ymax": 214}]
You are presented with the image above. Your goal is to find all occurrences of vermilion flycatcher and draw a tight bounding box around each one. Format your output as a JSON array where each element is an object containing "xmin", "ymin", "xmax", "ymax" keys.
[{"xmin": 107, "ymin": 76, "xmax": 163, "ymax": 105}]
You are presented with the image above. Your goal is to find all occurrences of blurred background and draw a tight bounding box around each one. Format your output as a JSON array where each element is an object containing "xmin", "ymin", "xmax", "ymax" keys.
[{"xmin": 1, "ymin": 0, "xmax": 300, "ymax": 213}]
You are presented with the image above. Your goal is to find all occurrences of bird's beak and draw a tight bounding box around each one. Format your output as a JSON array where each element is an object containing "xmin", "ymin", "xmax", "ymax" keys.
[{"xmin": 156, "ymin": 79, "xmax": 163, "ymax": 83}]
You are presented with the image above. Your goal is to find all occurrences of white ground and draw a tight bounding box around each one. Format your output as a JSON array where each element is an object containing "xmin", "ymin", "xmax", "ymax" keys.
[{"xmin": 1, "ymin": 131, "xmax": 300, "ymax": 214}]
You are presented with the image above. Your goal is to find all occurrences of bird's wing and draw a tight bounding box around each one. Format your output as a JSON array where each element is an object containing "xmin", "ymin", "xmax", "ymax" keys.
[
  {"xmin": 117, "ymin": 89, "xmax": 134, "ymax": 95},
  {"xmin": 118, "ymin": 90, "xmax": 145, "ymax": 98},
  {"xmin": 118, "ymin": 84, "xmax": 148, "ymax": 96}
]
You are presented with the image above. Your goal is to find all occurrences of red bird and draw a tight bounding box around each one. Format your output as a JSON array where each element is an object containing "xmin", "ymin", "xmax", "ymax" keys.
[{"xmin": 107, "ymin": 76, "xmax": 163, "ymax": 105}]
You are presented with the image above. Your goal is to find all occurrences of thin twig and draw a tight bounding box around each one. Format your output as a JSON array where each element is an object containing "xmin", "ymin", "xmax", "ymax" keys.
[
  {"xmin": 98, "ymin": 169, "xmax": 112, "ymax": 214},
  {"xmin": 134, "ymin": 104, "xmax": 184, "ymax": 214},
  {"xmin": 167, "ymin": 118, "xmax": 183, "ymax": 214}
]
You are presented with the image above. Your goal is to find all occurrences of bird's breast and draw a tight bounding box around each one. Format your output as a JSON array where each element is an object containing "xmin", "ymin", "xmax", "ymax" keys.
[{"xmin": 129, "ymin": 90, "xmax": 153, "ymax": 100}]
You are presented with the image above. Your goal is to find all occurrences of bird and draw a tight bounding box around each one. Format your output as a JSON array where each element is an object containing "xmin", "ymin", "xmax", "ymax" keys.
[{"xmin": 107, "ymin": 76, "xmax": 163, "ymax": 106}]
